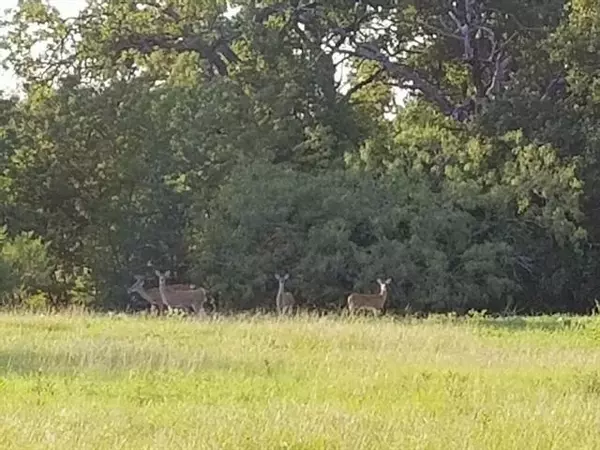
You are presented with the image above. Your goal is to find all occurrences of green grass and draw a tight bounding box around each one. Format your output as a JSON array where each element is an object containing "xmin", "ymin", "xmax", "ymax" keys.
[{"xmin": 1, "ymin": 312, "xmax": 600, "ymax": 449}]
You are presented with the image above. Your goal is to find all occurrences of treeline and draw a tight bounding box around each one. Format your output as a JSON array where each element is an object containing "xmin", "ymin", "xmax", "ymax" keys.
[{"xmin": 0, "ymin": 0, "xmax": 599, "ymax": 314}]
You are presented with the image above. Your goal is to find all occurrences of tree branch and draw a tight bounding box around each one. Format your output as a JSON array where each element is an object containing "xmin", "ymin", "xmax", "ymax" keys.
[
  {"xmin": 347, "ymin": 44, "xmax": 455, "ymax": 115},
  {"xmin": 111, "ymin": 33, "xmax": 238, "ymax": 76},
  {"xmin": 341, "ymin": 67, "xmax": 385, "ymax": 101}
]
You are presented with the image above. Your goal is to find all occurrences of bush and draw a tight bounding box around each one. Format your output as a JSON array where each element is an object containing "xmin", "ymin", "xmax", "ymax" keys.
[
  {"xmin": 189, "ymin": 163, "xmax": 520, "ymax": 312},
  {"xmin": 0, "ymin": 227, "xmax": 54, "ymax": 307}
]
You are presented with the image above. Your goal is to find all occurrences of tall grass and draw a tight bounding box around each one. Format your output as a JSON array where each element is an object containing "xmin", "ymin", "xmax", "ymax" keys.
[{"xmin": 0, "ymin": 312, "xmax": 599, "ymax": 449}]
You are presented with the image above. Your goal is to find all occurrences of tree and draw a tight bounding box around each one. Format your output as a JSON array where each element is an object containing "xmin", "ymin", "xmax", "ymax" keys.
[{"xmin": 1, "ymin": 0, "xmax": 598, "ymax": 314}]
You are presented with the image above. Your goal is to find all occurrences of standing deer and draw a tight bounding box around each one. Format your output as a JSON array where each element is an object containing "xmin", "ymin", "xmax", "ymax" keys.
[
  {"xmin": 347, "ymin": 278, "xmax": 392, "ymax": 316},
  {"xmin": 275, "ymin": 273, "xmax": 295, "ymax": 315},
  {"xmin": 127, "ymin": 275, "xmax": 194, "ymax": 314},
  {"xmin": 155, "ymin": 270, "xmax": 209, "ymax": 316}
]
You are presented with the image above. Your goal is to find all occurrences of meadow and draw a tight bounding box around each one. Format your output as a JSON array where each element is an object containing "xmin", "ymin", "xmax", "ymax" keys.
[{"xmin": 0, "ymin": 312, "xmax": 600, "ymax": 449}]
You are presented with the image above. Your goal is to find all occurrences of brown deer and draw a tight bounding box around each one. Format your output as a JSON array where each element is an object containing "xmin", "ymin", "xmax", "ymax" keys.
[
  {"xmin": 155, "ymin": 270, "xmax": 210, "ymax": 316},
  {"xmin": 275, "ymin": 273, "xmax": 295, "ymax": 315},
  {"xmin": 347, "ymin": 278, "xmax": 392, "ymax": 316},
  {"xmin": 127, "ymin": 275, "xmax": 194, "ymax": 314}
]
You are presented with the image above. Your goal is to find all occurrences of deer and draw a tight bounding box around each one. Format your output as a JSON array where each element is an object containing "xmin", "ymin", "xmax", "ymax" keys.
[
  {"xmin": 347, "ymin": 278, "xmax": 392, "ymax": 316},
  {"xmin": 155, "ymin": 270, "xmax": 210, "ymax": 317},
  {"xmin": 127, "ymin": 275, "xmax": 195, "ymax": 314},
  {"xmin": 275, "ymin": 273, "xmax": 295, "ymax": 315}
]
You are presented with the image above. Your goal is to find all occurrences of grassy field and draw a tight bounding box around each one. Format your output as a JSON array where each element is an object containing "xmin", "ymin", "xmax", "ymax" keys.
[{"xmin": 1, "ymin": 312, "xmax": 600, "ymax": 449}]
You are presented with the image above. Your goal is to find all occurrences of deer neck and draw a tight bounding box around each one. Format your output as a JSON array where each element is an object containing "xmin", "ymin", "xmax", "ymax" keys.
[
  {"xmin": 276, "ymin": 282, "xmax": 285, "ymax": 303},
  {"xmin": 380, "ymin": 288, "xmax": 388, "ymax": 303},
  {"xmin": 158, "ymin": 279, "xmax": 171, "ymax": 306},
  {"xmin": 134, "ymin": 286, "xmax": 155, "ymax": 304}
]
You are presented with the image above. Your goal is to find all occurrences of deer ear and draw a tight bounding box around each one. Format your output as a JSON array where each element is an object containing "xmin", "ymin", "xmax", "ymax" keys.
[
  {"xmin": 154, "ymin": 270, "xmax": 160, "ymax": 277},
  {"xmin": 274, "ymin": 274, "xmax": 280, "ymax": 280},
  {"xmin": 165, "ymin": 270, "xmax": 171, "ymax": 278},
  {"xmin": 376, "ymin": 278, "xmax": 383, "ymax": 284},
  {"xmin": 385, "ymin": 278, "xmax": 392, "ymax": 284},
  {"xmin": 284, "ymin": 274, "xmax": 290, "ymax": 280}
]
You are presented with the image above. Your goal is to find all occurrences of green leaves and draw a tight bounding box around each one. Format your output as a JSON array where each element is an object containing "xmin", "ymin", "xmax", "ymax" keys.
[
  {"xmin": 0, "ymin": 227, "xmax": 53, "ymax": 306},
  {"xmin": 0, "ymin": 0, "xmax": 598, "ymax": 314},
  {"xmin": 190, "ymin": 162, "xmax": 522, "ymax": 312}
]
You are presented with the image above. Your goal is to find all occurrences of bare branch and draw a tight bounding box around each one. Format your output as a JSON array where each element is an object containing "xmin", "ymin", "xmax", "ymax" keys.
[
  {"xmin": 417, "ymin": 19, "xmax": 463, "ymax": 41},
  {"xmin": 112, "ymin": 32, "xmax": 238, "ymax": 76},
  {"xmin": 347, "ymin": 43, "xmax": 455, "ymax": 115},
  {"xmin": 485, "ymin": 53, "xmax": 512, "ymax": 97},
  {"xmin": 541, "ymin": 76, "xmax": 568, "ymax": 101},
  {"xmin": 342, "ymin": 67, "xmax": 385, "ymax": 101},
  {"xmin": 448, "ymin": 11, "xmax": 461, "ymax": 30}
]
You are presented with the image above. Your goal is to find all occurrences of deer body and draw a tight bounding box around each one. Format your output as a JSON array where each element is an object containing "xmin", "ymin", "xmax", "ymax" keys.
[
  {"xmin": 347, "ymin": 278, "xmax": 392, "ymax": 316},
  {"xmin": 275, "ymin": 273, "xmax": 295, "ymax": 315},
  {"xmin": 127, "ymin": 275, "xmax": 193, "ymax": 314},
  {"xmin": 155, "ymin": 270, "xmax": 209, "ymax": 316}
]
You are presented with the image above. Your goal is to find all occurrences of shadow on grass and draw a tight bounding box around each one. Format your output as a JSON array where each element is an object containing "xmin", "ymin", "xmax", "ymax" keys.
[
  {"xmin": 0, "ymin": 320, "xmax": 75, "ymax": 333},
  {"xmin": 0, "ymin": 346, "xmax": 260, "ymax": 377},
  {"xmin": 472, "ymin": 316, "xmax": 581, "ymax": 333}
]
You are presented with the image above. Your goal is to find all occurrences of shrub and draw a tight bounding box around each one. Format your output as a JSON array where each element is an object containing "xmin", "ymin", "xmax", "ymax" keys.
[
  {"xmin": 189, "ymin": 163, "xmax": 520, "ymax": 312},
  {"xmin": 0, "ymin": 227, "xmax": 53, "ymax": 306}
]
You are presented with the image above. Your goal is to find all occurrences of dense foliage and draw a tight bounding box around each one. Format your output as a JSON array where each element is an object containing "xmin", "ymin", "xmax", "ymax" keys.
[{"xmin": 0, "ymin": 0, "xmax": 598, "ymax": 313}]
